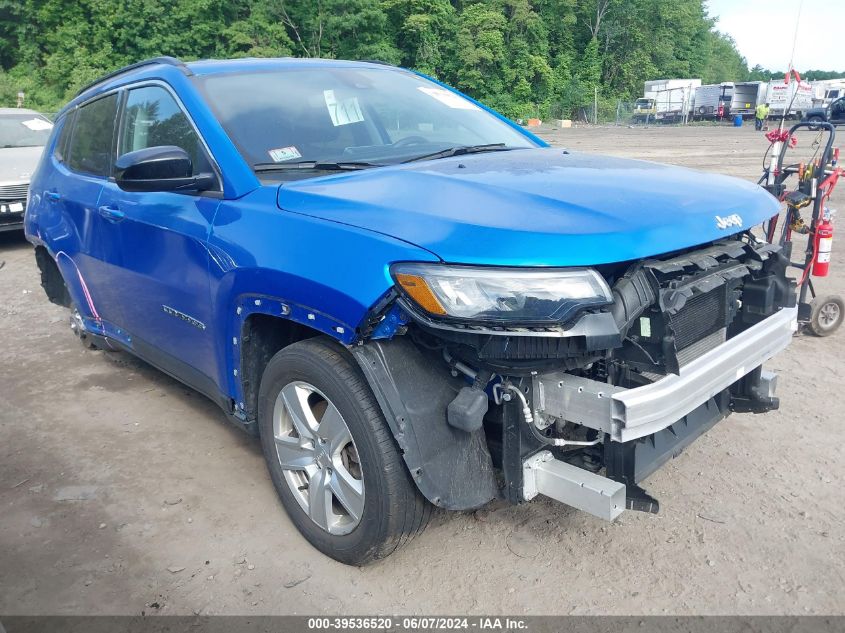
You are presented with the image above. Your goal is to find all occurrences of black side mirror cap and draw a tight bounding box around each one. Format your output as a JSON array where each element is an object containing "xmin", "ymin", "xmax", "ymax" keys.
[{"xmin": 114, "ymin": 146, "xmax": 215, "ymax": 193}]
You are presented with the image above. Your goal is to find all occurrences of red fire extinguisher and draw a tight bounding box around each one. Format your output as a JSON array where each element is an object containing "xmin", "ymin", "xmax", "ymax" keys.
[{"xmin": 813, "ymin": 209, "xmax": 834, "ymax": 277}]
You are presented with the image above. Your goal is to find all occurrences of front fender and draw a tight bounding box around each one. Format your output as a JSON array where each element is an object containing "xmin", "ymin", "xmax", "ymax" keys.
[{"xmin": 207, "ymin": 186, "xmax": 440, "ymax": 400}]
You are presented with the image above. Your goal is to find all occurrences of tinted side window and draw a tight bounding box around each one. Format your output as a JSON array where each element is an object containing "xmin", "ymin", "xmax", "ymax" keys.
[
  {"xmin": 54, "ymin": 110, "xmax": 78, "ymax": 163},
  {"xmin": 67, "ymin": 94, "xmax": 118, "ymax": 177},
  {"xmin": 119, "ymin": 86, "xmax": 211, "ymax": 175}
]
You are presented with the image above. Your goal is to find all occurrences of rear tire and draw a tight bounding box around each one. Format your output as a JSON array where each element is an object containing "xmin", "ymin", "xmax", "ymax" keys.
[{"xmin": 257, "ymin": 337, "xmax": 431, "ymax": 565}]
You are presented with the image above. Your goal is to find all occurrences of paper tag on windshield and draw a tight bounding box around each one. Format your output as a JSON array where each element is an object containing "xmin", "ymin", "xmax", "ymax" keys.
[
  {"xmin": 323, "ymin": 90, "xmax": 364, "ymax": 126},
  {"xmin": 418, "ymin": 87, "xmax": 479, "ymax": 110},
  {"xmin": 21, "ymin": 118, "xmax": 53, "ymax": 131},
  {"xmin": 268, "ymin": 146, "xmax": 301, "ymax": 162}
]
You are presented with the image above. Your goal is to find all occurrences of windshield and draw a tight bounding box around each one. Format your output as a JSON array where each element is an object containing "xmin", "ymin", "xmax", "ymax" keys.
[
  {"xmin": 196, "ymin": 67, "xmax": 536, "ymax": 178},
  {"xmin": 0, "ymin": 113, "xmax": 53, "ymax": 148}
]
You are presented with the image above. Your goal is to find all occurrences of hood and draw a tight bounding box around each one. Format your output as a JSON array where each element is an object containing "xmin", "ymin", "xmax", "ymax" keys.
[
  {"xmin": 0, "ymin": 146, "xmax": 45, "ymax": 184},
  {"xmin": 276, "ymin": 148, "xmax": 779, "ymax": 267}
]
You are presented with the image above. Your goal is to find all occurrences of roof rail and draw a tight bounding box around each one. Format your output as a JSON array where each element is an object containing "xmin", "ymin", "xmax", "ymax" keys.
[
  {"xmin": 75, "ymin": 56, "xmax": 193, "ymax": 97},
  {"xmin": 356, "ymin": 59, "xmax": 396, "ymax": 67}
]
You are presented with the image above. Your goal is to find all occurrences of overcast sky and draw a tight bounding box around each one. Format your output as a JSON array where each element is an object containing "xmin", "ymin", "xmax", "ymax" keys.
[{"xmin": 706, "ymin": 0, "xmax": 842, "ymax": 70}]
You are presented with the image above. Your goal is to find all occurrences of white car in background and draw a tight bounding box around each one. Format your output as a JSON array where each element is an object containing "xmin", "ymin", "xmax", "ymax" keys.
[{"xmin": 0, "ymin": 108, "xmax": 53, "ymax": 233}]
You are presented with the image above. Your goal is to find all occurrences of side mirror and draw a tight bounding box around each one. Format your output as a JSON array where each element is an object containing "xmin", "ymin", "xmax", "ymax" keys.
[{"xmin": 114, "ymin": 146, "xmax": 215, "ymax": 193}]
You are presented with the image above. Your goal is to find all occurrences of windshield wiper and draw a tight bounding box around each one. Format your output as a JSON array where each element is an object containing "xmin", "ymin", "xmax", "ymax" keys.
[
  {"xmin": 253, "ymin": 160, "xmax": 383, "ymax": 173},
  {"xmin": 402, "ymin": 143, "xmax": 514, "ymax": 163}
]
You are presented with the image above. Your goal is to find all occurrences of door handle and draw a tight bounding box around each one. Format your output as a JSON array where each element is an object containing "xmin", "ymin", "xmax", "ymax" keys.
[
  {"xmin": 45, "ymin": 191, "xmax": 61, "ymax": 202},
  {"xmin": 97, "ymin": 205, "xmax": 125, "ymax": 222}
]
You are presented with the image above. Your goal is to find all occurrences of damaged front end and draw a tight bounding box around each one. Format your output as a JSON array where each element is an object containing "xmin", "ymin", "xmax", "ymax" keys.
[{"xmin": 353, "ymin": 233, "xmax": 798, "ymax": 519}]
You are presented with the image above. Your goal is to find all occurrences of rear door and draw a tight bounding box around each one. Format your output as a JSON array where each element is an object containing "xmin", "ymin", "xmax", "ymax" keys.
[
  {"xmin": 96, "ymin": 83, "xmax": 222, "ymax": 389},
  {"xmin": 48, "ymin": 93, "xmax": 125, "ymax": 328}
]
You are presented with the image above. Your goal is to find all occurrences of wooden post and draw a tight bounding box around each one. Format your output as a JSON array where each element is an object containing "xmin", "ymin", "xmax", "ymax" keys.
[{"xmin": 594, "ymin": 86, "xmax": 598, "ymax": 125}]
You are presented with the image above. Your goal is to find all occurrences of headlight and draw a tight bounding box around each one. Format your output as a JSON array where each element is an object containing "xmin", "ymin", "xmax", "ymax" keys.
[{"xmin": 391, "ymin": 263, "xmax": 612, "ymax": 325}]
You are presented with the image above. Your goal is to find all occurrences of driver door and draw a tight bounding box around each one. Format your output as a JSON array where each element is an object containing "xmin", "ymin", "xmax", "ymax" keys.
[
  {"xmin": 97, "ymin": 84, "xmax": 223, "ymax": 389},
  {"xmin": 831, "ymin": 98, "xmax": 845, "ymax": 125}
]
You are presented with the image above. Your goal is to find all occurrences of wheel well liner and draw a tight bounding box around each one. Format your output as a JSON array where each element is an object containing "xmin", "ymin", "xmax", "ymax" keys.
[
  {"xmin": 240, "ymin": 314, "xmax": 320, "ymax": 422},
  {"xmin": 34, "ymin": 246, "xmax": 72, "ymax": 308},
  {"xmin": 352, "ymin": 337, "xmax": 497, "ymax": 510}
]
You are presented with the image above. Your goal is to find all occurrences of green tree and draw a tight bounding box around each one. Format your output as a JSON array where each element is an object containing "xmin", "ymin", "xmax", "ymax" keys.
[
  {"xmin": 383, "ymin": 0, "xmax": 457, "ymax": 76},
  {"xmin": 449, "ymin": 3, "xmax": 508, "ymax": 102},
  {"xmin": 701, "ymin": 31, "xmax": 749, "ymax": 84},
  {"xmin": 1, "ymin": 0, "xmax": 840, "ymax": 119},
  {"xmin": 220, "ymin": 1, "xmax": 295, "ymax": 58}
]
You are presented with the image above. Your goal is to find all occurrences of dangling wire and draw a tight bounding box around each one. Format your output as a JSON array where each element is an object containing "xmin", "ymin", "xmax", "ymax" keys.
[
  {"xmin": 787, "ymin": 0, "xmax": 804, "ymax": 76},
  {"xmin": 778, "ymin": 0, "xmax": 805, "ymax": 135}
]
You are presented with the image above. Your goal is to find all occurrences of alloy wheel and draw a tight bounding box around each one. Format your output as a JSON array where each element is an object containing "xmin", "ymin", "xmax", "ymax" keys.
[{"xmin": 272, "ymin": 381, "xmax": 364, "ymax": 535}]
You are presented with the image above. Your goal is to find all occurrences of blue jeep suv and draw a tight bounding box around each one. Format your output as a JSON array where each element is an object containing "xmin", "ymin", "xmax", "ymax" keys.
[{"xmin": 26, "ymin": 57, "xmax": 797, "ymax": 565}]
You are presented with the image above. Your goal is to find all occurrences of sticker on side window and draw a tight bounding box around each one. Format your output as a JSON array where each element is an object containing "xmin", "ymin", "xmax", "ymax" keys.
[
  {"xmin": 417, "ymin": 87, "xmax": 480, "ymax": 110},
  {"xmin": 268, "ymin": 146, "xmax": 302, "ymax": 162},
  {"xmin": 323, "ymin": 90, "xmax": 364, "ymax": 127}
]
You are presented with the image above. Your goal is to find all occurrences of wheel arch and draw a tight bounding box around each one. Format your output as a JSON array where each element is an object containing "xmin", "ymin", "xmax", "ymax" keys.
[
  {"xmin": 238, "ymin": 311, "xmax": 325, "ymax": 423},
  {"xmin": 214, "ymin": 258, "xmax": 406, "ymax": 424},
  {"xmin": 33, "ymin": 246, "xmax": 69, "ymax": 307}
]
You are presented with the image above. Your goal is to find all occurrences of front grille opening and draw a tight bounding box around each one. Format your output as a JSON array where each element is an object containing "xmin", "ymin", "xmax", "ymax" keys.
[{"xmin": 0, "ymin": 183, "xmax": 29, "ymax": 199}]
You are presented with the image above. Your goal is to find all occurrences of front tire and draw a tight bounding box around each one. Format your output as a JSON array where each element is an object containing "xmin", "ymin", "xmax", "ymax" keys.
[
  {"xmin": 807, "ymin": 115, "xmax": 824, "ymax": 131},
  {"xmin": 258, "ymin": 337, "xmax": 431, "ymax": 565}
]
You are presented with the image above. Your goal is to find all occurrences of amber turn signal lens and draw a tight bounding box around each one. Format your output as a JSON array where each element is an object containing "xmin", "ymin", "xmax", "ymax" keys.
[{"xmin": 394, "ymin": 273, "xmax": 448, "ymax": 315}]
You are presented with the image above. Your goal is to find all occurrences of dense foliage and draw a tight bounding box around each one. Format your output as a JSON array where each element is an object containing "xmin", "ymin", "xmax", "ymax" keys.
[
  {"xmin": 747, "ymin": 66, "xmax": 845, "ymax": 83},
  {"xmin": 0, "ymin": 0, "xmax": 842, "ymax": 118}
]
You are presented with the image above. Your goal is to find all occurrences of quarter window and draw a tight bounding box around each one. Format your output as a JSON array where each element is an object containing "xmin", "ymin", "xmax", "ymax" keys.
[
  {"xmin": 119, "ymin": 85, "xmax": 211, "ymax": 176},
  {"xmin": 67, "ymin": 94, "xmax": 118, "ymax": 177},
  {"xmin": 53, "ymin": 111, "xmax": 75, "ymax": 163}
]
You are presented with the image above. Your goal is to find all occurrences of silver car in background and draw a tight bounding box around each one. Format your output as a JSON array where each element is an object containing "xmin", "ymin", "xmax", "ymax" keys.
[{"xmin": 0, "ymin": 108, "xmax": 53, "ymax": 233}]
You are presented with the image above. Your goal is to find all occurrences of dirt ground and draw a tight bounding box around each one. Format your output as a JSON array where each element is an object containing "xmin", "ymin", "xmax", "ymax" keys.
[{"xmin": 1, "ymin": 124, "xmax": 843, "ymax": 616}]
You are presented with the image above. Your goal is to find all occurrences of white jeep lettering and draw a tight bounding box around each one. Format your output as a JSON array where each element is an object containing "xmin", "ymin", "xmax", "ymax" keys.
[{"xmin": 715, "ymin": 213, "xmax": 743, "ymax": 229}]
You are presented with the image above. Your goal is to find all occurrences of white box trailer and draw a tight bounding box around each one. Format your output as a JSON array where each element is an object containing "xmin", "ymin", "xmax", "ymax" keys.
[
  {"xmin": 644, "ymin": 79, "xmax": 701, "ymax": 122},
  {"xmin": 811, "ymin": 79, "xmax": 845, "ymax": 107},
  {"xmin": 765, "ymin": 80, "xmax": 814, "ymax": 117},
  {"xmin": 730, "ymin": 81, "xmax": 767, "ymax": 116},
  {"xmin": 693, "ymin": 82, "xmax": 734, "ymax": 118}
]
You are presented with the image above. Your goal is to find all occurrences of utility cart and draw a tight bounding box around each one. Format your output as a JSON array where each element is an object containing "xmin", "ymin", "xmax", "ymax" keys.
[{"xmin": 762, "ymin": 121, "xmax": 843, "ymax": 335}]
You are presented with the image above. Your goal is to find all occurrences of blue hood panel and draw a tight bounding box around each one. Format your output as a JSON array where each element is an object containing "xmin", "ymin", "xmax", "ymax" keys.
[{"xmin": 277, "ymin": 148, "xmax": 780, "ymax": 266}]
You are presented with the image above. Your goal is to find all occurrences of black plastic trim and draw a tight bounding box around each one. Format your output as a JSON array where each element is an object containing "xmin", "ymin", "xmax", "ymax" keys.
[
  {"xmin": 605, "ymin": 391, "xmax": 730, "ymax": 486},
  {"xmin": 352, "ymin": 337, "xmax": 497, "ymax": 510}
]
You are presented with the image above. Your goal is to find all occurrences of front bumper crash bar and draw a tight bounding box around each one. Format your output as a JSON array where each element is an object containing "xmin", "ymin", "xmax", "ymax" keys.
[
  {"xmin": 522, "ymin": 451, "xmax": 626, "ymax": 521},
  {"xmin": 532, "ymin": 306, "xmax": 798, "ymax": 443}
]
